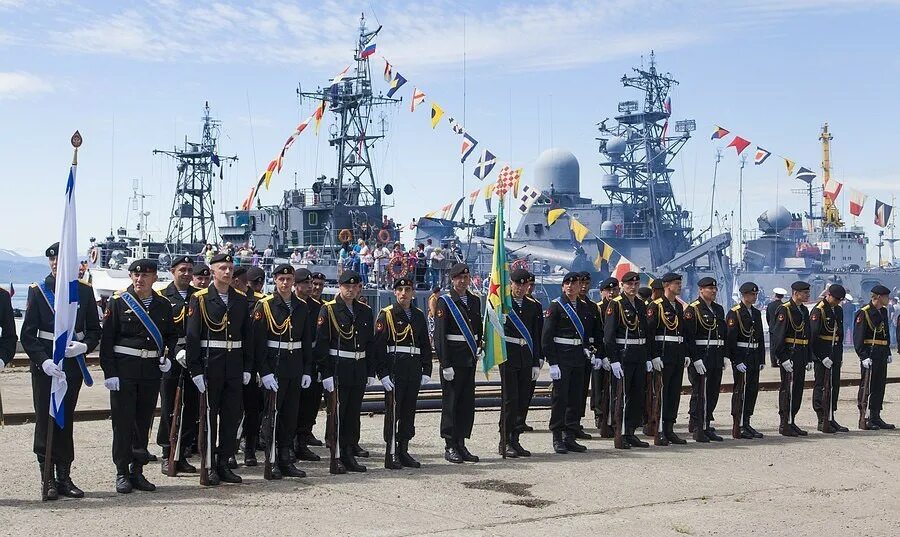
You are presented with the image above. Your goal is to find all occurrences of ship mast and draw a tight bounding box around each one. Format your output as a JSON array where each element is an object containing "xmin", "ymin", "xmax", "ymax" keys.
[{"xmin": 820, "ymin": 122, "xmax": 843, "ymax": 228}]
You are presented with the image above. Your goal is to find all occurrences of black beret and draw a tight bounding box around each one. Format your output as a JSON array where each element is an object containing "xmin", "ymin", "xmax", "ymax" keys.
[
  {"xmin": 599, "ymin": 277, "xmax": 619, "ymax": 290},
  {"xmin": 311, "ymin": 272, "xmax": 326, "ymax": 281},
  {"xmin": 339, "ymin": 270, "xmax": 361, "ymax": 284},
  {"xmin": 871, "ymin": 284, "xmax": 890, "ymax": 296},
  {"xmin": 294, "ymin": 268, "xmax": 312, "ymax": 282},
  {"xmin": 637, "ymin": 287, "xmax": 653, "ymax": 300},
  {"xmin": 247, "ymin": 267, "xmax": 267, "ymax": 281},
  {"xmin": 393, "ymin": 277, "xmax": 414, "ymax": 289},
  {"xmin": 661, "ymin": 272, "xmax": 682, "ymax": 283},
  {"xmin": 233, "ymin": 266, "xmax": 248, "ymax": 278},
  {"xmin": 510, "ymin": 268, "xmax": 532, "ymax": 284},
  {"xmin": 562, "ymin": 272, "xmax": 580, "ymax": 283},
  {"xmin": 193, "ymin": 264, "xmax": 210, "ymax": 276},
  {"xmin": 791, "ymin": 281, "xmax": 810, "ymax": 292},
  {"xmin": 578, "ymin": 271, "xmax": 592, "ymax": 281},
  {"xmin": 210, "ymin": 252, "xmax": 233, "ymax": 264},
  {"xmin": 46, "ymin": 242, "xmax": 60, "ymax": 258},
  {"xmin": 621, "ymin": 271, "xmax": 640, "ymax": 283},
  {"xmin": 170, "ymin": 255, "xmax": 193, "ymax": 268},
  {"xmin": 698, "ymin": 276, "xmax": 717, "ymax": 287},
  {"xmin": 739, "ymin": 282, "xmax": 759, "ymax": 294},
  {"xmin": 526, "ymin": 273, "xmax": 536, "ymax": 283},
  {"xmin": 128, "ymin": 259, "xmax": 157, "ymax": 273},
  {"xmin": 650, "ymin": 279, "xmax": 664, "ymax": 290},
  {"xmin": 449, "ymin": 263, "xmax": 470, "ymax": 278},
  {"xmin": 827, "ymin": 284, "xmax": 845, "ymax": 300},
  {"xmin": 271, "ymin": 264, "xmax": 293, "ymax": 277}
]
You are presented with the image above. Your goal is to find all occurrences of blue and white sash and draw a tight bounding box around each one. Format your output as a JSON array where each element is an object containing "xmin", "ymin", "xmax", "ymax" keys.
[
  {"xmin": 441, "ymin": 294, "xmax": 478, "ymax": 357},
  {"xmin": 37, "ymin": 282, "xmax": 93, "ymax": 386},
  {"xmin": 119, "ymin": 291, "xmax": 164, "ymax": 353},
  {"xmin": 554, "ymin": 297, "xmax": 586, "ymax": 342},
  {"xmin": 507, "ymin": 308, "xmax": 535, "ymax": 356}
]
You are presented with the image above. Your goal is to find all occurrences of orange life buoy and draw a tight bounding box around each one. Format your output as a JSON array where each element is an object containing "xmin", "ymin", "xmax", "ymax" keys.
[
  {"xmin": 88, "ymin": 247, "xmax": 100, "ymax": 265},
  {"xmin": 338, "ymin": 229, "xmax": 353, "ymax": 243},
  {"xmin": 377, "ymin": 228, "xmax": 390, "ymax": 243}
]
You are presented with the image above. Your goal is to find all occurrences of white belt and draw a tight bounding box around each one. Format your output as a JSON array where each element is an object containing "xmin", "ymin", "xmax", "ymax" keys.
[
  {"xmin": 553, "ymin": 337, "xmax": 582, "ymax": 346},
  {"xmin": 202, "ymin": 339, "xmax": 242, "ymax": 350},
  {"xmin": 267, "ymin": 340, "xmax": 302, "ymax": 351},
  {"xmin": 505, "ymin": 336, "xmax": 528, "ymax": 346},
  {"xmin": 113, "ymin": 345, "xmax": 160, "ymax": 358},
  {"xmin": 736, "ymin": 342, "xmax": 759, "ymax": 349},
  {"xmin": 176, "ymin": 337, "xmax": 186, "ymax": 346},
  {"xmin": 39, "ymin": 330, "xmax": 84, "ymax": 342},
  {"xmin": 696, "ymin": 339, "xmax": 724, "ymax": 346},
  {"xmin": 388, "ymin": 345, "xmax": 421, "ymax": 355},
  {"xmin": 329, "ymin": 349, "xmax": 366, "ymax": 360},
  {"xmin": 446, "ymin": 334, "xmax": 470, "ymax": 342},
  {"xmin": 616, "ymin": 338, "xmax": 646, "ymax": 345},
  {"xmin": 654, "ymin": 335, "xmax": 683, "ymax": 343}
]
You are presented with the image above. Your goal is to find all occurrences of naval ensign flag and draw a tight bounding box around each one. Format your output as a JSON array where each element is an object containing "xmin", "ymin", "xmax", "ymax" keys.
[{"xmin": 50, "ymin": 132, "xmax": 85, "ymax": 429}]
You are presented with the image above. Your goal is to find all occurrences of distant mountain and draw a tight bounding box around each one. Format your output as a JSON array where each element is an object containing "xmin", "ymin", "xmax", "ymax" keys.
[{"xmin": 0, "ymin": 249, "xmax": 48, "ymax": 283}]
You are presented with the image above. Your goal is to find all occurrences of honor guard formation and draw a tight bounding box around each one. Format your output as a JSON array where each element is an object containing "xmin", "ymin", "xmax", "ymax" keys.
[{"xmin": 1, "ymin": 244, "xmax": 897, "ymax": 500}]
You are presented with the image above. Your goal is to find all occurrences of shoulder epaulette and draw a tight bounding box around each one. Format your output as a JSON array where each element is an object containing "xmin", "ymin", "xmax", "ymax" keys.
[
  {"xmin": 860, "ymin": 304, "xmax": 870, "ymax": 311},
  {"xmin": 323, "ymin": 299, "xmax": 336, "ymax": 306},
  {"xmin": 653, "ymin": 297, "xmax": 663, "ymax": 305},
  {"xmin": 79, "ymin": 280, "xmax": 93, "ymax": 288},
  {"xmin": 112, "ymin": 291, "xmax": 122, "ymax": 299},
  {"xmin": 525, "ymin": 295, "xmax": 539, "ymax": 303},
  {"xmin": 154, "ymin": 289, "xmax": 164, "ymax": 296},
  {"xmin": 357, "ymin": 300, "xmax": 372, "ymax": 310},
  {"xmin": 194, "ymin": 288, "xmax": 209, "ymax": 297},
  {"xmin": 730, "ymin": 304, "xmax": 741, "ymax": 311},
  {"xmin": 258, "ymin": 295, "xmax": 274, "ymax": 303},
  {"xmin": 612, "ymin": 295, "xmax": 623, "ymax": 302},
  {"xmin": 815, "ymin": 301, "xmax": 825, "ymax": 311},
  {"xmin": 233, "ymin": 288, "xmax": 246, "ymax": 297},
  {"xmin": 380, "ymin": 304, "xmax": 394, "ymax": 313},
  {"xmin": 254, "ymin": 291, "xmax": 266, "ymax": 299},
  {"xmin": 689, "ymin": 300, "xmax": 700, "ymax": 306}
]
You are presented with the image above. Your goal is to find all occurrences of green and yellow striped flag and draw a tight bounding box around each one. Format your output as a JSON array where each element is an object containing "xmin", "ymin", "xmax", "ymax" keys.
[{"xmin": 482, "ymin": 198, "xmax": 511, "ymax": 374}]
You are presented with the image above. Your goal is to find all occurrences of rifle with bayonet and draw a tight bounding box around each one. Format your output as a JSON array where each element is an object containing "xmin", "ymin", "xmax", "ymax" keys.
[{"xmin": 263, "ymin": 388, "xmax": 278, "ymax": 479}]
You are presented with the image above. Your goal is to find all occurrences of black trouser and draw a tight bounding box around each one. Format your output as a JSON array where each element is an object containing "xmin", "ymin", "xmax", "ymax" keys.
[
  {"xmin": 272, "ymin": 377, "xmax": 301, "ymax": 450},
  {"xmin": 618, "ymin": 361, "xmax": 646, "ymax": 431},
  {"xmin": 688, "ymin": 366, "xmax": 723, "ymax": 425},
  {"xmin": 730, "ymin": 363, "xmax": 760, "ymax": 426},
  {"xmin": 579, "ymin": 362, "xmax": 592, "ymax": 420},
  {"xmin": 661, "ymin": 361, "xmax": 685, "ymax": 424},
  {"xmin": 31, "ymin": 364, "xmax": 83, "ymax": 465},
  {"xmin": 518, "ymin": 376, "xmax": 537, "ymax": 429},
  {"xmin": 384, "ymin": 378, "xmax": 420, "ymax": 443},
  {"xmin": 297, "ymin": 379, "xmax": 324, "ymax": 443},
  {"xmin": 548, "ymin": 362, "xmax": 585, "ymax": 436},
  {"xmin": 206, "ymin": 376, "xmax": 243, "ymax": 461},
  {"xmin": 440, "ymin": 366, "xmax": 476, "ymax": 444},
  {"xmin": 242, "ymin": 378, "xmax": 262, "ymax": 446},
  {"xmin": 777, "ymin": 355, "xmax": 807, "ymax": 419},
  {"xmin": 813, "ymin": 360, "xmax": 841, "ymax": 417},
  {"xmin": 859, "ymin": 358, "xmax": 888, "ymax": 414},
  {"xmin": 337, "ymin": 382, "xmax": 364, "ymax": 454},
  {"xmin": 111, "ymin": 378, "xmax": 159, "ymax": 473},
  {"xmin": 498, "ymin": 362, "xmax": 532, "ymax": 437},
  {"xmin": 157, "ymin": 366, "xmax": 198, "ymax": 460}
]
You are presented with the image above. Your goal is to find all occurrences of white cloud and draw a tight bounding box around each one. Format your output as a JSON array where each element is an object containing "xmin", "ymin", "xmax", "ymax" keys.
[{"xmin": 0, "ymin": 71, "xmax": 53, "ymax": 100}]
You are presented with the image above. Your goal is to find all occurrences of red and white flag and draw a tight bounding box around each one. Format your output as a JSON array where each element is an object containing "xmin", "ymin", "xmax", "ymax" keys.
[
  {"xmin": 410, "ymin": 87, "xmax": 425, "ymax": 112},
  {"xmin": 823, "ymin": 177, "xmax": 843, "ymax": 201},
  {"xmin": 613, "ymin": 257, "xmax": 640, "ymax": 281},
  {"xmin": 849, "ymin": 188, "xmax": 867, "ymax": 216}
]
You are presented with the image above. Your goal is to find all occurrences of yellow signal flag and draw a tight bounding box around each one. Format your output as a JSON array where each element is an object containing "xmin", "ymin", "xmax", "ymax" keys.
[
  {"xmin": 431, "ymin": 102, "xmax": 444, "ymax": 129},
  {"xmin": 547, "ymin": 208, "xmax": 566, "ymax": 226},
  {"xmin": 570, "ymin": 217, "xmax": 589, "ymax": 243},
  {"xmin": 784, "ymin": 157, "xmax": 796, "ymax": 176}
]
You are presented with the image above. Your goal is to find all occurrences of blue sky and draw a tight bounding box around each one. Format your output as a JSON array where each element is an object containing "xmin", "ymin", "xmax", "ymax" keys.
[{"xmin": 1, "ymin": 0, "xmax": 899, "ymax": 263}]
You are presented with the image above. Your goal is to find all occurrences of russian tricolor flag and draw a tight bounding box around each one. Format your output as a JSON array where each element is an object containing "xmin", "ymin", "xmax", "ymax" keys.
[{"xmin": 360, "ymin": 42, "xmax": 376, "ymax": 59}]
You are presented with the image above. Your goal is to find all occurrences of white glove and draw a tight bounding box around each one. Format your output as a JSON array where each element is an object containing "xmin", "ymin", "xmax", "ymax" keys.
[
  {"xmin": 584, "ymin": 348, "xmax": 593, "ymax": 360},
  {"xmin": 888, "ymin": 355, "xmax": 893, "ymax": 364},
  {"xmin": 781, "ymin": 360, "xmax": 794, "ymax": 373},
  {"xmin": 41, "ymin": 359, "xmax": 66, "ymax": 381},
  {"xmin": 65, "ymin": 341, "xmax": 88, "ymax": 357},
  {"xmin": 591, "ymin": 357, "xmax": 603, "ymax": 370},
  {"xmin": 805, "ymin": 361, "xmax": 813, "ymax": 372},
  {"xmin": 531, "ymin": 366, "xmax": 540, "ymax": 381},
  {"xmin": 759, "ymin": 363, "xmax": 765, "ymax": 371},
  {"xmin": 822, "ymin": 357, "xmax": 833, "ymax": 369},
  {"xmin": 442, "ymin": 367, "xmax": 455, "ymax": 382},
  {"xmin": 646, "ymin": 360, "xmax": 653, "ymax": 373},
  {"xmin": 159, "ymin": 358, "xmax": 172, "ymax": 373},
  {"xmin": 549, "ymin": 364, "xmax": 561, "ymax": 380},
  {"xmin": 476, "ymin": 349, "xmax": 485, "ymax": 361},
  {"xmin": 0, "ymin": 359, "xmax": 4, "ymax": 370},
  {"xmin": 539, "ymin": 359, "xmax": 545, "ymax": 369},
  {"xmin": 736, "ymin": 363, "xmax": 747, "ymax": 373},
  {"xmin": 611, "ymin": 361, "xmax": 623, "ymax": 379},
  {"xmin": 684, "ymin": 356, "xmax": 691, "ymax": 368},
  {"xmin": 192, "ymin": 374, "xmax": 206, "ymax": 393},
  {"xmin": 261, "ymin": 373, "xmax": 278, "ymax": 391},
  {"xmin": 242, "ymin": 372, "xmax": 252, "ymax": 385},
  {"xmin": 367, "ymin": 376, "xmax": 378, "ymax": 387},
  {"xmin": 323, "ymin": 376, "xmax": 335, "ymax": 392},
  {"xmin": 693, "ymin": 360, "xmax": 707, "ymax": 375},
  {"xmin": 861, "ymin": 358, "xmax": 872, "ymax": 369},
  {"xmin": 652, "ymin": 357, "xmax": 663, "ymax": 372},
  {"xmin": 420, "ymin": 374, "xmax": 431, "ymax": 386},
  {"xmin": 381, "ymin": 376, "xmax": 394, "ymax": 392},
  {"xmin": 301, "ymin": 374, "xmax": 312, "ymax": 389},
  {"xmin": 104, "ymin": 376, "xmax": 120, "ymax": 391},
  {"xmin": 175, "ymin": 349, "xmax": 187, "ymax": 368},
  {"xmin": 601, "ymin": 357, "xmax": 611, "ymax": 371}
]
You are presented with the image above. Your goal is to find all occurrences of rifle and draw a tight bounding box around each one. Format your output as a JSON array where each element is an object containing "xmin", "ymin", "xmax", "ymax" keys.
[
  {"xmin": 732, "ymin": 370, "xmax": 745, "ymax": 439},
  {"xmin": 325, "ymin": 377, "xmax": 341, "ymax": 473},
  {"xmin": 599, "ymin": 371, "xmax": 613, "ymax": 437},
  {"xmin": 858, "ymin": 358, "xmax": 873, "ymax": 430},
  {"xmin": 645, "ymin": 371, "xmax": 661, "ymax": 437},
  {"xmin": 822, "ymin": 319, "xmax": 838, "ymax": 433},
  {"xmin": 0, "ymin": 382, "xmax": 5, "ymax": 427},
  {"xmin": 199, "ymin": 345, "xmax": 213, "ymax": 486},
  {"xmin": 41, "ymin": 417, "xmax": 55, "ymax": 501},
  {"xmin": 263, "ymin": 388, "xmax": 278, "ymax": 479},
  {"xmin": 613, "ymin": 370, "xmax": 626, "ymax": 449},
  {"xmin": 167, "ymin": 370, "xmax": 185, "ymax": 477},
  {"xmin": 385, "ymin": 377, "xmax": 398, "ymax": 464}
]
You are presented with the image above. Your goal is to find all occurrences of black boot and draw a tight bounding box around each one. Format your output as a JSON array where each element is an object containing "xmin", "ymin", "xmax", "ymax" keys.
[
  {"xmin": 745, "ymin": 422, "xmax": 764, "ymax": 438},
  {"xmin": 457, "ymin": 441, "xmax": 480, "ymax": 462},
  {"xmin": 129, "ymin": 464, "xmax": 156, "ymax": 492},
  {"xmin": 563, "ymin": 435, "xmax": 588, "ymax": 452},
  {"xmin": 329, "ymin": 457, "xmax": 347, "ymax": 475},
  {"xmin": 226, "ymin": 455, "xmax": 239, "ymax": 469},
  {"xmin": 509, "ymin": 433, "xmax": 531, "ymax": 457},
  {"xmin": 444, "ymin": 441, "xmax": 464, "ymax": 463},
  {"xmin": 779, "ymin": 417, "xmax": 798, "ymax": 437},
  {"xmin": 872, "ymin": 414, "xmax": 896, "ymax": 430},
  {"xmin": 217, "ymin": 458, "xmax": 243, "ymax": 484},
  {"xmin": 244, "ymin": 436, "xmax": 258, "ymax": 467},
  {"xmin": 830, "ymin": 418, "xmax": 849, "ymax": 433},
  {"xmin": 397, "ymin": 440, "xmax": 421, "ymax": 468},
  {"xmin": 705, "ymin": 428, "xmax": 724, "ymax": 442},
  {"xmin": 384, "ymin": 443, "xmax": 403, "ymax": 470},
  {"xmin": 306, "ymin": 432, "xmax": 324, "ymax": 447},
  {"xmin": 40, "ymin": 462, "xmax": 58, "ymax": 501},
  {"xmin": 115, "ymin": 472, "xmax": 132, "ymax": 494},
  {"xmin": 176, "ymin": 458, "xmax": 197, "ymax": 473},
  {"xmin": 791, "ymin": 423, "xmax": 808, "ymax": 436},
  {"xmin": 574, "ymin": 426, "xmax": 592, "ymax": 440},
  {"xmin": 342, "ymin": 452, "xmax": 367, "ymax": 473},
  {"xmin": 664, "ymin": 423, "xmax": 687, "ymax": 445},
  {"xmin": 693, "ymin": 421, "xmax": 711, "ymax": 442},
  {"xmin": 278, "ymin": 448, "xmax": 306, "ymax": 478},
  {"xmin": 625, "ymin": 432, "xmax": 649, "ymax": 448},
  {"xmin": 498, "ymin": 438, "xmax": 519, "ymax": 458},
  {"xmin": 55, "ymin": 463, "xmax": 84, "ymax": 498},
  {"xmin": 352, "ymin": 444, "xmax": 370, "ymax": 458},
  {"xmin": 296, "ymin": 443, "xmax": 321, "ymax": 462},
  {"xmin": 552, "ymin": 432, "xmax": 568, "ymax": 454}
]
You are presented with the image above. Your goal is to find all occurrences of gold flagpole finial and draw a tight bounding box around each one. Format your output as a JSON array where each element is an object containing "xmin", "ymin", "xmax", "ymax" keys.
[{"xmin": 71, "ymin": 130, "xmax": 82, "ymax": 165}]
